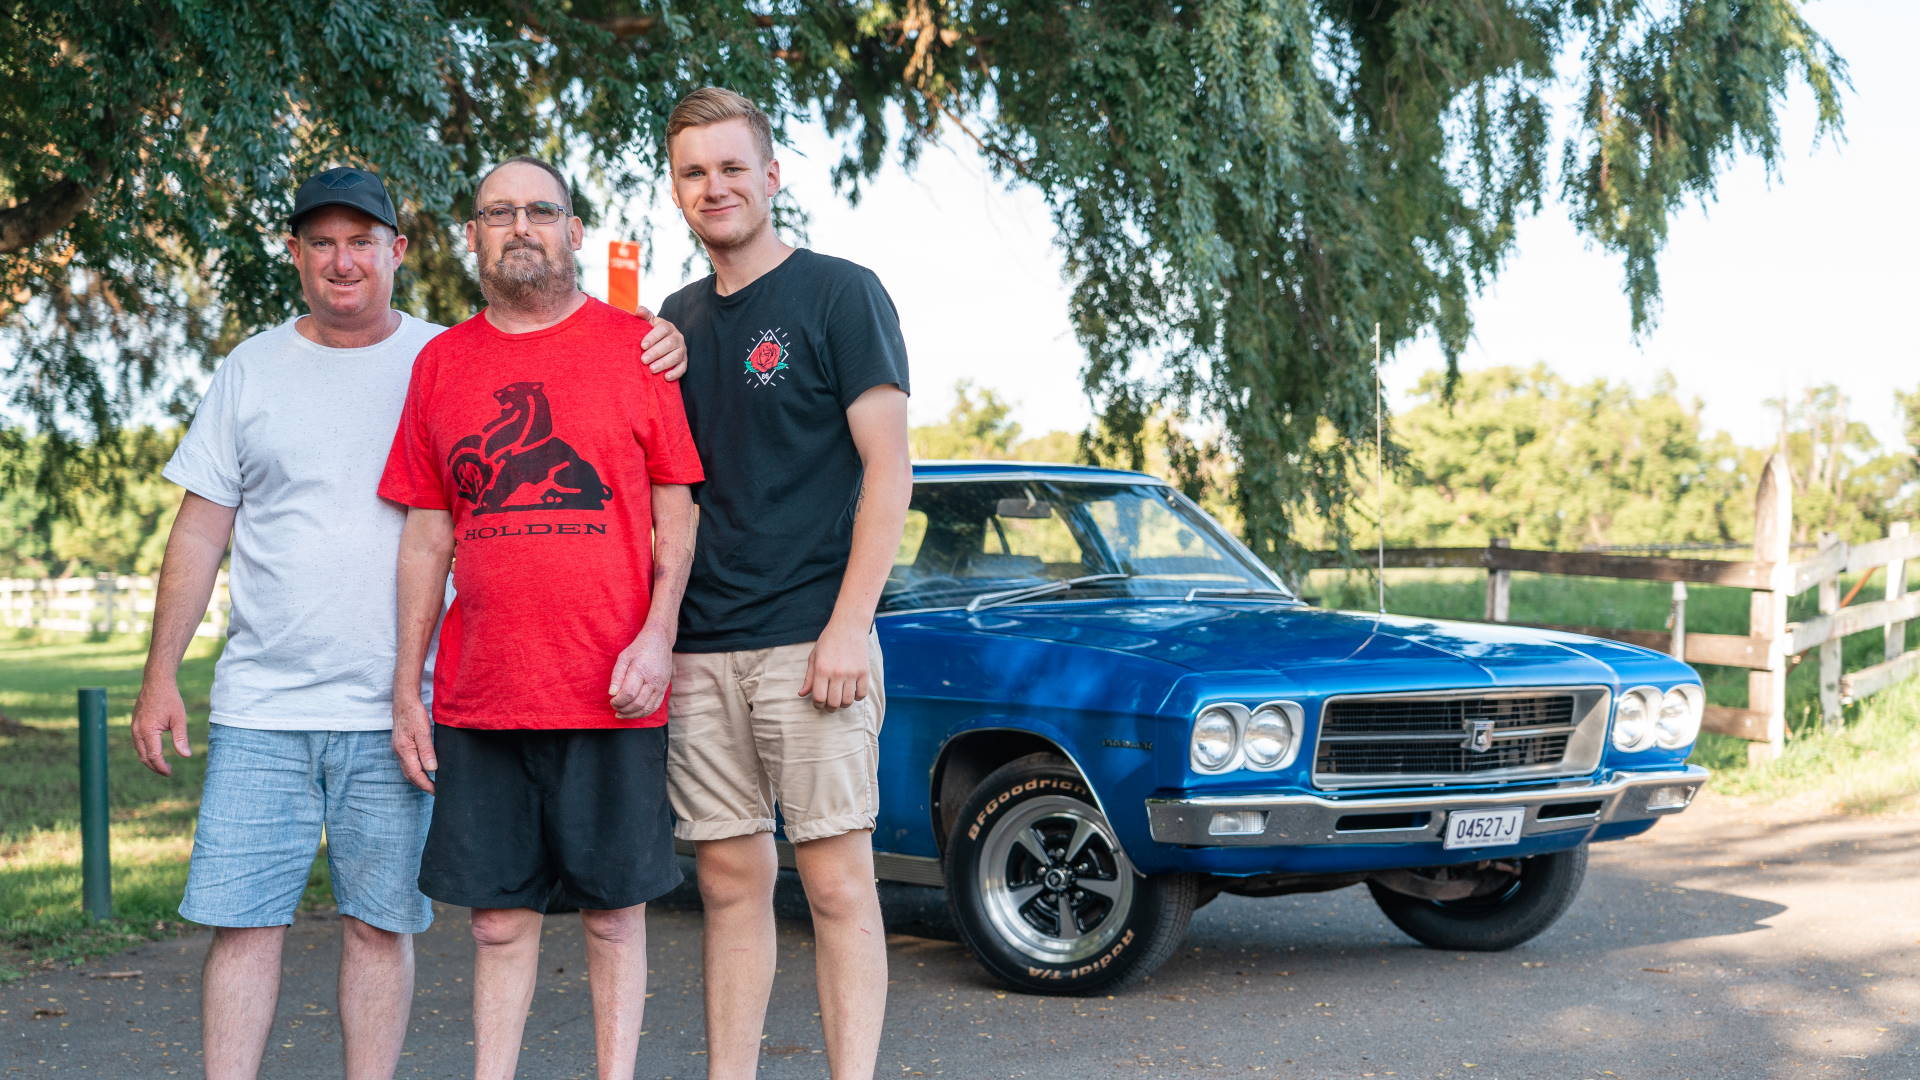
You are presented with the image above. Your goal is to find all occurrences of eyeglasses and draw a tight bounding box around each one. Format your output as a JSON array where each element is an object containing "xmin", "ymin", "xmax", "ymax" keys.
[{"xmin": 476, "ymin": 201, "xmax": 569, "ymax": 227}]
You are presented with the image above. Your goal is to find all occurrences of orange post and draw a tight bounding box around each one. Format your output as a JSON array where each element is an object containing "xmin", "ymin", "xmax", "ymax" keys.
[{"xmin": 607, "ymin": 240, "xmax": 642, "ymax": 313}]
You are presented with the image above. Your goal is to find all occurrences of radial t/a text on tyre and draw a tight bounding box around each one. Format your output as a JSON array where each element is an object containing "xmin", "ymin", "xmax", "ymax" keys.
[{"xmin": 944, "ymin": 753, "xmax": 1197, "ymax": 995}]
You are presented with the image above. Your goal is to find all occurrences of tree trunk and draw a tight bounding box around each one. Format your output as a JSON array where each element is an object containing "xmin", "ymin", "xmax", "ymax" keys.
[{"xmin": 0, "ymin": 179, "xmax": 92, "ymax": 254}]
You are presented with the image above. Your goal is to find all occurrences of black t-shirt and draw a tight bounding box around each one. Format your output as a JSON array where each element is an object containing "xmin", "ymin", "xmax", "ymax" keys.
[{"xmin": 660, "ymin": 248, "xmax": 911, "ymax": 651}]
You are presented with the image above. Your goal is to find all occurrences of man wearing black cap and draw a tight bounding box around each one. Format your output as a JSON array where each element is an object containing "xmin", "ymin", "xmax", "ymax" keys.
[{"xmin": 129, "ymin": 166, "xmax": 689, "ymax": 1080}]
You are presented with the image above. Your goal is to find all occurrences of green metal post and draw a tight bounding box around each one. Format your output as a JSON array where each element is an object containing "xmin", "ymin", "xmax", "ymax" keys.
[{"xmin": 77, "ymin": 687, "xmax": 112, "ymax": 919}]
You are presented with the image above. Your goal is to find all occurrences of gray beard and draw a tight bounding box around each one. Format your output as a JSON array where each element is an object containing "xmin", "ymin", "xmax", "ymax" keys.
[{"xmin": 479, "ymin": 243, "xmax": 576, "ymax": 309}]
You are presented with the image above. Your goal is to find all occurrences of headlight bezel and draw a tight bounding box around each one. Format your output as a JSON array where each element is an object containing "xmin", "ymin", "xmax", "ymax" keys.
[
  {"xmin": 1655, "ymin": 683, "xmax": 1705, "ymax": 749},
  {"xmin": 1612, "ymin": 685, "xmax": 1662, "ymax": 753},
  {"xmin": 1190, "ymin": 700, "xmax": 1304, "ymax": 774}
]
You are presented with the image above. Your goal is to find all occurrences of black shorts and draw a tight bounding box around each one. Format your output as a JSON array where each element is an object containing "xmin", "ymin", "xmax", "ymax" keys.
[{"xmin": 420, "ymin": 725, "xmax": 682, "ymax": 912}]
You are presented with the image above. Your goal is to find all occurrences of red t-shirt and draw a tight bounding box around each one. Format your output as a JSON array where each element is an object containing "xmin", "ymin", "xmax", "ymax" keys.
[{"xmin": 378, "ymin": 298, "xmax": 705, "ymax": 729}]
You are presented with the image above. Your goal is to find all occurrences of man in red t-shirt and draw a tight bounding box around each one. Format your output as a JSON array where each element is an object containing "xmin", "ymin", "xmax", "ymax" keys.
[{"xmin": 379, "ymin": 156, "xmax": 703, "ymax": 1080}]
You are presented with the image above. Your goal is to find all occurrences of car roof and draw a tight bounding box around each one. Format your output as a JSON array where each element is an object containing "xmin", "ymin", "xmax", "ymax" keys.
[{"xmin": 911, "ymin": 460, "xmax": 1166, "ymax": 485}]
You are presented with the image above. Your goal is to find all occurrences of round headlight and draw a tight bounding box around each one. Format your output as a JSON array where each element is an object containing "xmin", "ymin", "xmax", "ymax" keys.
[
  {"xmin": 1243, "ymin": 704, "xmax": 1298, "ymax": 769},
  {"xmin": 1191, "ymin": 707, "xmax": 1238, "ymax": 771},
  {"xmin": 1613, "ymin": 686, "xmax": 1659, "ymax": 752},
  {"xmin": 1656, "ymin": 685, "xmax": 1704, "ymax": 749}
]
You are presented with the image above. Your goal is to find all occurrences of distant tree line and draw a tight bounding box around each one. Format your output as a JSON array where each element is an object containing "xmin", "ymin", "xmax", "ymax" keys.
[
  {"xmin": 7, "ymin": 368, "xmax": 1914, "ymax": 579},
  {"xmin": 906, "ymin": 368, "xmax": 1919, "ymax": 558},
  {"xmin": 1353, "ymin": 369, "xmax": 1915, "ymax": 551},
  {"xmin": 3, "ymin": 426, "xmax": 181, "ymax": 578}
]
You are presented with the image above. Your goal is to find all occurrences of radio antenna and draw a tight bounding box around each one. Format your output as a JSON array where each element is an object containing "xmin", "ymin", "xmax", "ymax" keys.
[{"xmin": 1374, "ymin": 323, "xmax": 1386, "ymax": 615}]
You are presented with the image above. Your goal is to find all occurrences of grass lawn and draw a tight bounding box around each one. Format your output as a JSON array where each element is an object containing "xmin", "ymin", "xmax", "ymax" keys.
[
  {"xmin": 3, "ymin": 571, "xmax": 1916, "ymax": 980},
  {"xmin": 0, "ymin": 632, "xmax": 329, "ymax": 982}
]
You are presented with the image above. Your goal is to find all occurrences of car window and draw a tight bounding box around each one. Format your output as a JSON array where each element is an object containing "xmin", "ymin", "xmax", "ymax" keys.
[
  {"xmin": 883, "ymin": 478, "xmax": 1281, "ymax": 611},
  {"xmin": 895, "ymin": 509, "xmax": 928, "ymax": 568},
  {"xmin": 1085, "ymin": 496, "xmax": 1251, "ymax": 582},
  {"xmin": 982, "ymin": 504, "xmax": 1090, "ymax": 576}
]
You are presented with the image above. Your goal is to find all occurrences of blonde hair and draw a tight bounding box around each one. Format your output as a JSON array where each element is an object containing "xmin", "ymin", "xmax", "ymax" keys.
[{"xmin": 666, "ymin": 87, "xmax": 774, "ymax": 164}]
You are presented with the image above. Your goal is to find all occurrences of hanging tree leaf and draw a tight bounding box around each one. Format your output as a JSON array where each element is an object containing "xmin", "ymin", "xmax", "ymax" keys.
[{"xmin": 0, "ymin": 0, "xmax": 1845, "ymax": 570}]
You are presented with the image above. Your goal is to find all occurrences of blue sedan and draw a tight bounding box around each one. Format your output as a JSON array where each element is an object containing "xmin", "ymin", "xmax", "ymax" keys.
[{"xmin": 862, "ymin": 461, "xmax": 1708, "ymax": 994}]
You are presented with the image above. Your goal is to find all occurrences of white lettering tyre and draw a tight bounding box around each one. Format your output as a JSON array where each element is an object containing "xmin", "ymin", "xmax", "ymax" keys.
[
  {"xmin": 944, "ymin": 753, "xmax": 1198, "ymax": 995},
  {"xmin": 1366, "ymin": 846, "xmax": 1589, "ymax": 951}
]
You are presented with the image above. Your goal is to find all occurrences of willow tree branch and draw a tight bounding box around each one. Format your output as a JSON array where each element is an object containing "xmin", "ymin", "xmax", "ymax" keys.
[{"xmin": 927, "ymin": 95, "xmax": 1032, "ymax": 181}]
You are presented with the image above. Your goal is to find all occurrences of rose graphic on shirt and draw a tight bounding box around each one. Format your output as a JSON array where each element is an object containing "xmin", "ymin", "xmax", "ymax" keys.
[
  {"xmin": 447, "ymin": 381, "xmax": 612, "ymax": 514},
  {"xmin": 742, "ymin": 328, "xmax": 791, "ymax": 388}
]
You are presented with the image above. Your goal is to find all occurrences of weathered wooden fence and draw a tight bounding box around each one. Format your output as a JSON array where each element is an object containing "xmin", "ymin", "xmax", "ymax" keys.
[
  {"xmin": 1314, "ymin": 453, "xmax": 1919, "ymax": 763},
  {"xmin": 0, "ymin": 573, "xmax": 231, "ymax": 638}
]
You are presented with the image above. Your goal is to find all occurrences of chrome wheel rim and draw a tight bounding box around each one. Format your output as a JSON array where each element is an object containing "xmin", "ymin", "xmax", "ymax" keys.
[{"xmin": 977, "ymin": 794, "xmax": 1135, "ymax": 964}]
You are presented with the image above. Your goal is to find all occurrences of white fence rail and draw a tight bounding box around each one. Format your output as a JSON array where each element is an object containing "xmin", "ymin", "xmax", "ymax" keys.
[
  {"xmin": 1306, "ymin": 452, "xmax": 1918, "ymax": 763},
  {"xmin": 1, "ymin": 574, "xmax": 231, "ymax": 638}
]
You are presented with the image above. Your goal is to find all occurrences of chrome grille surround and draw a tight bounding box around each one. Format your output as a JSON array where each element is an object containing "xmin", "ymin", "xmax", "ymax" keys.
[{"xmin": 1310, "ymin": 687, "xmax": 1611, "ymax": 790}]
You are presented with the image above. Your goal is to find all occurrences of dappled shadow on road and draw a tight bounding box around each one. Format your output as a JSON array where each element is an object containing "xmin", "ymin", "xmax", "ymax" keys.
[
  {"xmin": 1610, "ymin": 805, "xmax": 1920, "ymax": 889},
  {"xmin": 699, "ymin": 834, "xmax": 1918, "ymax": 1079},
  {"xmin": 11, "ymin": 834, "xmax": 1914, "ymax": 1080},
  {"xmin": 1140, "ymin": 868, "xmax": 1914, "ymax": 1079}
]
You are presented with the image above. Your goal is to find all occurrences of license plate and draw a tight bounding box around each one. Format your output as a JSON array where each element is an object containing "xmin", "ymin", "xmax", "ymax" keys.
[{"xmin": 1443, "ymin": 807, "xmax": 1525, "ymax": 850}]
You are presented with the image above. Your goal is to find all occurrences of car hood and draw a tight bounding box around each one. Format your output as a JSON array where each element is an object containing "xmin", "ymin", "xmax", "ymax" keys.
[{"xmin": 936, "ymin": 599, "xmax": 1641, "ymax": 688}]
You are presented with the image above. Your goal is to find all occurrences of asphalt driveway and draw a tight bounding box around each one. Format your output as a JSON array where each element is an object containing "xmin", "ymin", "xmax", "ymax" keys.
[{"xmin": 6, "ymin": 792, "xmax": 1916, "ymax": 1079}]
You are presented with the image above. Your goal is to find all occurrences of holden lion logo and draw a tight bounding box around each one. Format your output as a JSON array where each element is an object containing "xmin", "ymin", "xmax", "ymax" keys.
[
  {"xmin": 742, "ymin": 328, "xmax": 791, "ymax": 388},
  {"xmin": 1462, "ymin": 719, "xmax": 1496, "ymax": 754},
  {"xmin": 447, "ymin": 382, "xmax": 612, "ymax": 515}
]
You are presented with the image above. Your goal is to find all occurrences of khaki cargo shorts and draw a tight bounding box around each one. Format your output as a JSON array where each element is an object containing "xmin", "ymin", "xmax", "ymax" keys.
[{"xmin": 667, "ymin": 633, "xmax": 884, "ymax": 844}]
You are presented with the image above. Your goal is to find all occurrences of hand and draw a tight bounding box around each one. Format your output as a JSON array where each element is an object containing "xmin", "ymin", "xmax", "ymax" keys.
[
  {"xmin": 799, "ymin": 622, "xmax": 870, "ymax": 710},
  {"xmin": 391, "ymin": 696, "xmax": 437, "ymax": 794},
  {"xmin": 610, "ymin": 630, "xmax": 673, "ymax": 719},
  {"xmin": 635, "ymin": 306, "xmax": 689, "ymax": 382},
  {"xmin": 130, "ymin": 677, "xmax": 192, "ymax": 777}
]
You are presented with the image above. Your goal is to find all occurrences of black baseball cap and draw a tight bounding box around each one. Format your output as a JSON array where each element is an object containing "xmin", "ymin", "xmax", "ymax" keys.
[{"xmin": 289, "ymin": 166, "xmax": 398, "ymax": 232}]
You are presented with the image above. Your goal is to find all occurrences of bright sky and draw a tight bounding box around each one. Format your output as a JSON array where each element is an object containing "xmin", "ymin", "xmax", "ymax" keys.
[{"xmin": 584, "ymin": 0, "xmax": 1914, "ymax": 453}]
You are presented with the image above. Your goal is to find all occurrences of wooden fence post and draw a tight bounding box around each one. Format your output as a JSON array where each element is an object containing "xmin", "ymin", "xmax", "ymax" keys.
[
  {"xmin": 94, "ymin": 573, "xmax": 115, "ymax": 636},
  {"xmin": 1889, "ymin": 522, "xmax": 1910, "ymax": 663},
  {"xmin": 1485, "ymin": 537, "xmax": 1511, "ymax": 623},
  {"xmin": 1817, "ymin": 533, "xmax": 1844, "ymax": 731},
  {"xmin": 214, "ymin": 571, "xmax": 231, "ymax": 638},
  {"xmin": 1748, "ymin": 453, "xmax": 1793, "ymax": 764},
  {"xmin": 1668, "ymin": 581, "xmax": 1688, "ymax": 660}
]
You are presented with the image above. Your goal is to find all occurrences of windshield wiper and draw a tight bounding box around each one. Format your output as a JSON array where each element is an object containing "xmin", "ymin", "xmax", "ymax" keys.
[
  {"xmin": 1181, "ymin": 586, "xmax": 1296, "ymax": 603},
  {"xmin": 966, "ymin": 573, "xmax": 1131, "ymax": 613}
]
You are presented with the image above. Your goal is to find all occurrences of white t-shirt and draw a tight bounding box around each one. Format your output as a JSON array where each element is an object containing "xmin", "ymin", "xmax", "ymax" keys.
[{"xmin": 164, "ymin": 313, "xmax": 446, "ymax": 730}]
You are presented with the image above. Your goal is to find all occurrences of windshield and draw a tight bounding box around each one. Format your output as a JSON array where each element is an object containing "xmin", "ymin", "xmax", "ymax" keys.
[{"xmin": 882, "ymin": 479, "xmax": 1287, "ymax": 612}]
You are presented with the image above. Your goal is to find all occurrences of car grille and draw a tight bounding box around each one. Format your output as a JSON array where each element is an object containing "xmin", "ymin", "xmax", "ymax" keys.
[{"xmin": 1311, "ymin": 690, "xmax": 1606, "ymax": 789}]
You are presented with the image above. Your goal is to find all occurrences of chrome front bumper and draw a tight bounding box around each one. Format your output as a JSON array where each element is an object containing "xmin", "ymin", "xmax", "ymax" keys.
[{"xmin": 1144, "ymin": 765, "xmax": 1710, "ymax": 847}]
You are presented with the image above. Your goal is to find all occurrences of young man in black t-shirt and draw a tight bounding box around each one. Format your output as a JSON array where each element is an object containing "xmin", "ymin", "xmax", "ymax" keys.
[{"xmin": 656, "ymin": 88, "xmax": 911, "ymax": 1080}]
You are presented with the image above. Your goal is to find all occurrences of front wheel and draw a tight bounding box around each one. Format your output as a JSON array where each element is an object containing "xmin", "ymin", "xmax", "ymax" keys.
[
  {"xmin": 945, "ymin": 753, "xmax": 1197, "ymax": 994},
  {"xmin": 1367, "ymin": 846, "xmax": 1588, "ymax": 951}
]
